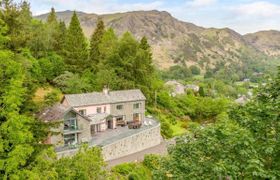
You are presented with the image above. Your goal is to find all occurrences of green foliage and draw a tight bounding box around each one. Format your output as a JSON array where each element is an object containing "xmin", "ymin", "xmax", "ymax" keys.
[
  {"xmin": 38, "ymin": 53, "xmax": 65, "ymax": 82},
  {"xmin": 147, "ymin": 68, "xmax": 280, "ymax": 179},
  {"xmin": 161, "ymin": 65, "xmax": 192, "ymax": 80},
  {"xmin": 143, "ymin": 154, "xmax": 162, "ymax": 171},
  {"xmin": 47, "ymin": 7, "xmax": 57, "ymax": 24},
  {"xmin": 0, "ymin": 49, "xmax": 51, "ymax": 179},
  {"xmin": 190, "ymin": 65, "xmax": 201, "ymax": 75},
  {"xmin": 64, "ymin": 11, "xmax": 88, "ymax": 72},
  {"xmin": 111, "ymin": 163, "xmax": 152, "ymax": 180},
  {"xmin": 44, "ymin": 89, "xmax": 61, "ymax": 106},
  {"xmin": 229, "ymin": 67, "xmax": 280, "ymax": 178},
  {"xmin": 0, "ymin": 0, "xmax": 32, "ymax": 50},
  {"xmin": 89, "ymin": 17, "xmax": 105, "ymax": 71},
  {"xmin": 55, "ymin": 146, "xmax": 107, "ymax": 179},
  {"xmin": 53, "ymin": 71, "xmax": 92, "ymax": 94},
  {"xmin": 152, "ymin": 116, "xmax": 266, "ymax": 179}
]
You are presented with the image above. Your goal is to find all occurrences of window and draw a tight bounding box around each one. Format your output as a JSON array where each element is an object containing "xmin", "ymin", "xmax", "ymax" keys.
[
  {"xmin": 97, "ymin": 107, "xmax": 102, "ymax": 113},
  {"xmin": 64, "ymin": 134, "xmax": 76, "ymax": 145},
  {"xmin": 78, "ymin": 109, "xmax": 86, "ymax": 115},
  {"xmin": 104, "ymin": 106, "xmax": 106, "ymax": 113},
  {"xmin": 64, "ymin": 118, "xmax": 77, "ymax": 131},
  {"xmin": 133, "ymin": 103, "xmax": 141, "ymax": 109},
  {"xmin": 116, "ymin": 104, "xmax": 123, "ymax": 110}
]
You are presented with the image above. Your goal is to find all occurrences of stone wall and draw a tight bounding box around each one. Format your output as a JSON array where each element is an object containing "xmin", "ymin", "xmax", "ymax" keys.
[
  {"xmin": 102, "ymin": 124, "xmax": 161, "ymax": 161},
  {"xmin": 57, "ymin": 123, "xmax": 161, "ymax": 161}
]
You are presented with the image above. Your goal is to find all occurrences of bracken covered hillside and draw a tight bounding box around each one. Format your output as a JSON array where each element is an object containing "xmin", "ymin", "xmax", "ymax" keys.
[
  {"xmin": 244, "ymin": 30, "xmax": 280, "ymax": 56},
  {"xmin": 36, "ymin": 10, "xmax": 277, "ymax": 70}
]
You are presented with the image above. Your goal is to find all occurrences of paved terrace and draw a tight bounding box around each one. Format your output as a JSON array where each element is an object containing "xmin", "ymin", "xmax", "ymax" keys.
[
  {"xmin": 89, "ymin": 117, "xmax": 160, "ymax": 147},
  {"xmin": 56, "ymin": 117, "xmax": 160, "ymax": 152}
]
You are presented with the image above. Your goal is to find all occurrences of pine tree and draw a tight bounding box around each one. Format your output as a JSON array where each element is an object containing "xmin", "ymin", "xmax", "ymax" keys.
[
  {"xmin": 0, "ymin": 0, "xmax": 32, "ymax": 50},
  {"xmin": 64, "ymin": 11, "xmax": 88, "ymax": 72},
  {"xmin": 89, "ymin": 17, "xmax": 105, "ymax": 71},
  {"xmin": 139, "ymin": 36, "xmax": 154, "ymax": 73},
  {"xmin": 55, "ymin": 21, "xmax": 66, "ymax": 55},
  {"xmin": 47, "ymin": 7, "xmax": 57, "ymax": 24}
]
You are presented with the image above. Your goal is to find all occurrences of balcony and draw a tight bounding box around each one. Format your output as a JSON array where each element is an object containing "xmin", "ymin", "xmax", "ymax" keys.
[{"xmin": 63, "ymin": 126, "xmax": 82, "ymax": 135}]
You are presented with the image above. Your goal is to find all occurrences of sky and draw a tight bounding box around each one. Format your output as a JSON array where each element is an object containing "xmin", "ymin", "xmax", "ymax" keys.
[{"xmin": 17, "ymin": 0, "xmax": 280, "ymax": 34}]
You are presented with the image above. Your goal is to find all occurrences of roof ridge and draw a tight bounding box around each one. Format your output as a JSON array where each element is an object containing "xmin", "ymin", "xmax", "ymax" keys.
[{"xmin": 64, "ymin": 89, "xmax": 141, "ymax": 96}]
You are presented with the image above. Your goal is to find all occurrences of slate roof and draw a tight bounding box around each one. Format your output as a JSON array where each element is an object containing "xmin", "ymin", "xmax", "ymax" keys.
[
  {"xmin": 38, "ymin": 104, "xmax": 70, "ymax": 122},
  {"xmin": 63, "ymin": 89, "xmax": 146, "ymax": 107},
  {"xmin": 39, "ymin": 103, "xmax": 92, "ymax": 122}
]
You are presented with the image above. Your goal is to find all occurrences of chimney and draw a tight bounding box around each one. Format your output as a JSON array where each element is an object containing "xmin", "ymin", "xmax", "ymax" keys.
[{"xmin": 103, "ymin": 85, "xmax": 109, "ymax": 95}]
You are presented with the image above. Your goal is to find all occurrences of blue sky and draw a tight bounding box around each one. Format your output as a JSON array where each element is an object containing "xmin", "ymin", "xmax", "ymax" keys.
[{"xmin": 19, "ymin": 0, "xmax": 280, "ymax": 34}]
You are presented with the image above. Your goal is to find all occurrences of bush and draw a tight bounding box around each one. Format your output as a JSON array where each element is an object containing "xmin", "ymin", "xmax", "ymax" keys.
[
  {"xmin": 44, "ymin": 89, "xmax": 61, "ymax": 106},
  {"xmin": 190, "ymin": 65, "xmax": 201, "ymax": 75},
  {"xmin": 111, "ymin": 163, "xmax": 152, "ymax": 180}
]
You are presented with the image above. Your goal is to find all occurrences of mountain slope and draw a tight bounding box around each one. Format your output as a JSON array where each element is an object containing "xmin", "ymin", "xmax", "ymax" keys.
[
  {"xmin": 35, "ymin": 10, "xmax": 271, "ymax": 70},
  {"xmin": 244, "ymin": 30, "xmax": 280, "ymax": 56}
]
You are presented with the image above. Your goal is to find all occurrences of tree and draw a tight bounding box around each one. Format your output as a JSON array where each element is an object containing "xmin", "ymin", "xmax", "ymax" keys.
[
  {"xmin": 229, "ymin": 67, "xmax": 280, "ymax": 178},
  {"xmin": 46, "ymin": 7, "xmax": 57, "ymax": 24},
  {"xmin": 0, "ymin": 19, "xmax": 8, "ymax": 48},
  {"xmin": 89, "ymin": 17, "xmax": 105, "ymax": 71},
  {"xmin": 0, "ymin": 51, "xmax": 53, "ymax": 179},
  {"xmin": 151, "ymin": 115, "xmax": 266, "ymax": 179},
  {"xmin": 38, "ymin": 53, "xmax": 65, "ymax": 82},
  {"xmin": 54, "ymin": 146, "xmax": 107, "ymax": 179},
  {"xmin": 0, "ymin": 0, "xmax": 32, "ymax": 50},
  {"xmin": 190, "ymin": 65, "xmax": 201, "ymax": 75},
  {"xmin": 64, "ymin": 11, "xmax": 88, "ymax": 72},
  {"xmin": 55, "ymin": 21, "xmax": 67, "ymax": 56}
]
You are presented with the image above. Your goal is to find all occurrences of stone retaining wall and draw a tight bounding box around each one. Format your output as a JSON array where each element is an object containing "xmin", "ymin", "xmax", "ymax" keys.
[
  {"xmin": 57, "ymin": 124, "xmax": 161, "ymax": 161},
  {"xmin": 102, "ymin": 124, "xmax": 161, "ymax": 161}
]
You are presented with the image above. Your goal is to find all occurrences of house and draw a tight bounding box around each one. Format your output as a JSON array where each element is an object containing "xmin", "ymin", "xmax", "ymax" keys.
[
  {"xmin": 39, "ymin": 104, "xmax": 91, "ymax": 147},
  {"xmin": 235, "ymin": 95, "xmax": 249, "ymax": 105},
  {"xmin": 185, "ymin": 84, "xmax": 200, "ymax": 92},
  {"xmin": 40, "ymin": 88, "xmax": 147, "ymax": 147},
  {"xmin": 165, "ymin": 80, "xmax": 185, "ymax": 96}
]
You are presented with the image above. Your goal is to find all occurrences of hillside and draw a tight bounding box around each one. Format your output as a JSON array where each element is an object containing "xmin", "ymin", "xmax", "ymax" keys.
[
  {"xmin": 244, "ymin": 30, "xmax": 280, "ymax": 56},
  {"xmin": 36, "ymin": 10, "xmax": 272, "ymax": 70}
]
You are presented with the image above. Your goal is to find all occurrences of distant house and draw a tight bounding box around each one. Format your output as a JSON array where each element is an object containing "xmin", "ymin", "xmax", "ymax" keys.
[
  {"xmin": 165, "ymin": 80, "xmax": 185, "ymax": 96},
  {"xmin": 165, "ymin": 81, "xmax": 200, "ymax": 96},
  {"xmin": 40, "ymin": 88, "xmax": 147, "ymax": 147},
  {"xmin": 235, "ymin": 95, "xmax": 249, "ymax": 105},
  {"xmin": 185, "ymin": 84, "xmax": 200, "ymax": 92}
]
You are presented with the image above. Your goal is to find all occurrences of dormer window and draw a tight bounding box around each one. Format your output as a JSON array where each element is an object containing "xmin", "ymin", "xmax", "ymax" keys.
[{"xmin": 79, "ymin": 109, "xmax": 86, "ymax": 116}]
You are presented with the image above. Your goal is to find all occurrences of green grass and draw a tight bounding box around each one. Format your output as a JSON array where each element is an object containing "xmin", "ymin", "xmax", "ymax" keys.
[{"xmin": 170, "ymin": 121, "xmax": 187, "ymax": 136}]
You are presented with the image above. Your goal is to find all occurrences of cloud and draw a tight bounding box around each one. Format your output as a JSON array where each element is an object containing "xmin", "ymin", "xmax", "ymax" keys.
[
  {"xmin": 232, "ymin": 1, "xmax": 280, "ymax": 17},
  {"xmin": 188, "ymin": 0, "xmax": 217, "ymax": 7},
  {"xmin": 27, "ymin": 0, "xmax": 165, "ymax": 15}
]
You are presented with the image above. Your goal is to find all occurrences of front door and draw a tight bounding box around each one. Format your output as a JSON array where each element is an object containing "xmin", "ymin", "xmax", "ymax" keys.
[{"xmin": 107, "ymin": 120, "xmax": 113, "ymax": 129}]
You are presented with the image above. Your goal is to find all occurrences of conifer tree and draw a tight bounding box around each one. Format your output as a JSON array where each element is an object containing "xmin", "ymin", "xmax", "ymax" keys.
[
  {"xmin": 64, "ymin": 11, "xmax": 88, "ymax": 72},
  {"xmin": 47, "ymin": 7, "xmax": 57, "ymax": 24},
  {"xmin": 55, "ymin": 21, "xmax": 67, "ymax": 55},
  {"xmin": 89, "ymin": 17, "xmax": 105, "ymax": 71}
]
